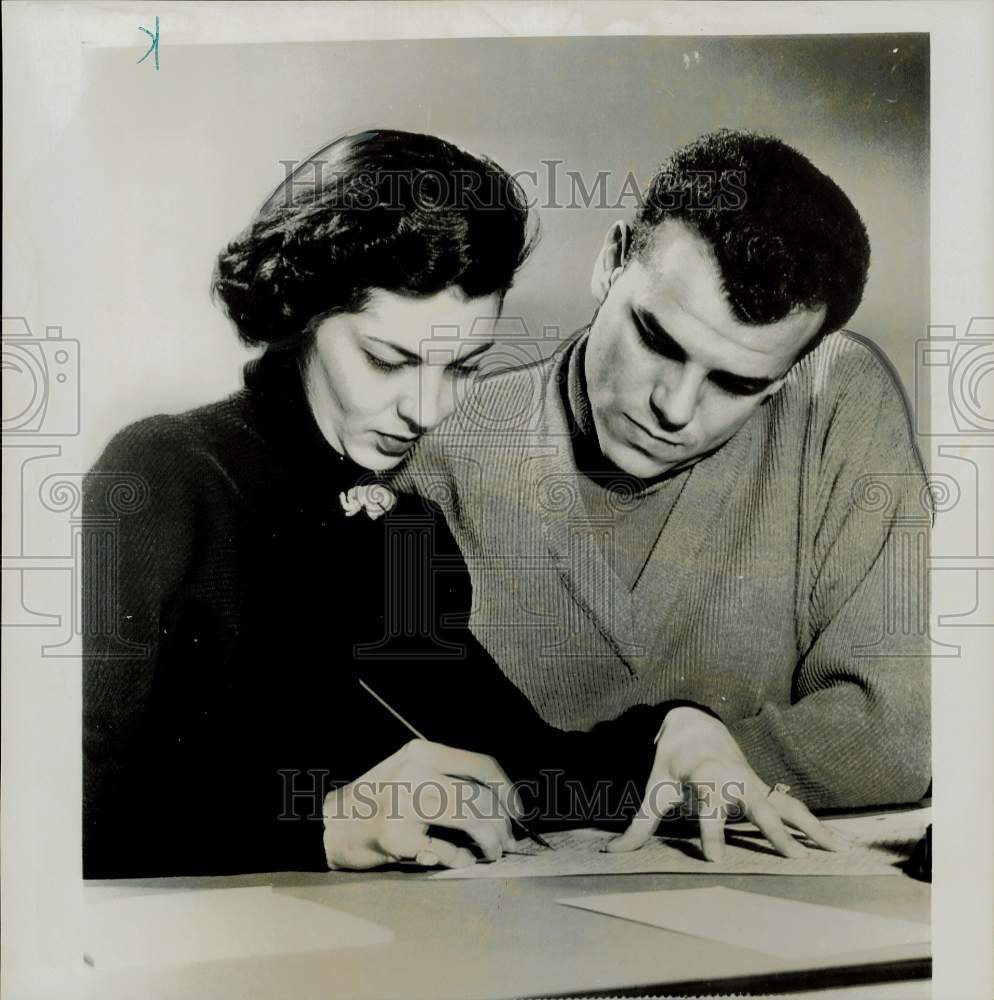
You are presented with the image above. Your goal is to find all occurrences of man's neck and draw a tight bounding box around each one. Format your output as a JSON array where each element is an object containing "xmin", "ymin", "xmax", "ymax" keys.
[{"xmin": 566, "ymin": 335, "xmax": 650, "ymax": 488}]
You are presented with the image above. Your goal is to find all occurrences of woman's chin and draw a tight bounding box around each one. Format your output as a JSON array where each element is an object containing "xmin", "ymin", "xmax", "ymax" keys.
[{"xmin": 349, "ymin": 440, "xmax": 412, "ymax": 473}]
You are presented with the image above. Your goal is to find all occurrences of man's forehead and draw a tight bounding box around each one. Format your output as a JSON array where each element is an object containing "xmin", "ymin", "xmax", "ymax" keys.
[
  {"xmin": 632, "ymin": 220, "xmax": 825, "ymax": 361},
  {"xmin": 638, "ymin": 224, "xmax": 721, "ymax": 308}
]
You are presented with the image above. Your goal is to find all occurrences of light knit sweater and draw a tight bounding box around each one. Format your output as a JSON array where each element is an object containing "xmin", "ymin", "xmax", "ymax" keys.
[{"xmin": 396, "ymin": 329, "xmax": 932, "ymax": 809}]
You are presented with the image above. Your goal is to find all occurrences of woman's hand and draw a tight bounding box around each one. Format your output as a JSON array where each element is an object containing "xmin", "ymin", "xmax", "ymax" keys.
[
  {"xmin": 605, "ymin": 707, "xmax": 850, "ymax": 860},
  {"xmin": 322, "ymin": 739, "xmax": 521, "ymax": 870}
]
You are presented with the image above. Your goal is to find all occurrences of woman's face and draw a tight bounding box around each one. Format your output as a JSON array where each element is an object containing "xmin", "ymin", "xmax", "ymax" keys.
[{"xmin": 303, "ymin": 287, "xmax": 501, "ymax": 471}]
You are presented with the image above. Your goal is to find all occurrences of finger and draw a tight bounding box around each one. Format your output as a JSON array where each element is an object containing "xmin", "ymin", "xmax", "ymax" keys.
[
  {"xmin": 426, "ymin": 812, "xmax": 506, "ymax": 862},
  {"xmin": 747, "ymin": 795, "xmax": 808, "ymax": 859},
  {"xmin": 411, "ymin": 835, "xmax": 476, "ymax": 870},
  {"xmin": 408, "ymin": 774, "xmax": 509, "ymax": 861},
  {"xmin": 694, "ymin": 783, "xmax": 726, "ymax": 862},
  {"xmin": 605, "ymin": 777, "xmax": 683, "ymax": 854},
  {"xmin": 326, "ymin": 841, "xmax": 397, "ymax": 871},
  {"xmin": 421, "ymin": 743, "xmax": 521, "ymax": 824},
  {"xmin": 773, "ymin": 794, "xmax": 851, "ymax": 852},
  {"xmin": 400, "ymin": 741, "xmax": 519, "ymax": 819}
]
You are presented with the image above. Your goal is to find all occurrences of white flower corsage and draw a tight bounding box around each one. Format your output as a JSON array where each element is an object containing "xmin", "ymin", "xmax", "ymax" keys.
[{"xmin": 338, "ymin": 484, "xmax": 397, "ymax": 520}]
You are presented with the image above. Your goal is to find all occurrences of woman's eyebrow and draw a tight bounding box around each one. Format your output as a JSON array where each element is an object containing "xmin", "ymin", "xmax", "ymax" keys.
[
  {"xmin": 365, "ymin": 336, "xmax": 495, "ymax": 364},
  {"xmin": 365, "ymin": 336, "xmax": 421, "ymax": 362}
]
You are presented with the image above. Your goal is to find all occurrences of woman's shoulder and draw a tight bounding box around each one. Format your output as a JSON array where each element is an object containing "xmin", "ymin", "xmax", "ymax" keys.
[
  {"xmin": 86, "ymin": 389, "xmax": 263, "ymax": 508},
  {"xmin": 95, "ymin": 389, "xmax": 256, "ymax": 465}
]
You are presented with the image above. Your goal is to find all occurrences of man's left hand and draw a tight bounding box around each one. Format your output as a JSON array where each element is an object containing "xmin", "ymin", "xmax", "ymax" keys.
[{"xmin": 605, "ymin": 706, "xmax": 851, "ymax": 860}]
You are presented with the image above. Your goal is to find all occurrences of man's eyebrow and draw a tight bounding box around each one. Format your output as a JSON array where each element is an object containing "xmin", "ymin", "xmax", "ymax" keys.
[
  {"xmin": 634, "ymin": 308, "xmax": 686, "ymax": 362},
  {"xmin": 634, "ymin": 307, "xmax": 777, "ymax": 392},
  {"xmin": 710, "ymin": 369, "xmax": 777, "ymax": 392},
  {"xmin": 453, "ymin": 340, "xmax": 494, "ymax": 364}
]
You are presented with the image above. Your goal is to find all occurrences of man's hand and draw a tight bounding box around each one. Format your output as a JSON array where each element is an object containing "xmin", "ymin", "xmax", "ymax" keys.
[
  {"xmin": 322, "ymin": 739, "xmax": 520, "ymax": 870},
  {"xmin": 606, "ymin": 707, "xmax": 850, "ymax": 860}
]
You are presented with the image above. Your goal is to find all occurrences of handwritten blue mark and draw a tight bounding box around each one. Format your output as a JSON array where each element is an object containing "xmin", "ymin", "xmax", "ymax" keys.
[{"xmin": 137, "ymin": 16, "xmax": 160, "ymax": 71}]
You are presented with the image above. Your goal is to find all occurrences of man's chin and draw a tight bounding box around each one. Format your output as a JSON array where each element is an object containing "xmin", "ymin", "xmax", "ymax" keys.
[{"xmin": 602, "ymin": 439, "xmax": 677, "ymax": 480}]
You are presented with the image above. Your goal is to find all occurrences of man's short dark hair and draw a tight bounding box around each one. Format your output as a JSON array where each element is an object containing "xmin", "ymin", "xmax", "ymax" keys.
[
  {"xmin": 631, "ymin": 129, "xmax": 871, "ymax": 340},
  {"xmin": 212, "ymin": 129, "xmax": 535, "ymax": 348}
]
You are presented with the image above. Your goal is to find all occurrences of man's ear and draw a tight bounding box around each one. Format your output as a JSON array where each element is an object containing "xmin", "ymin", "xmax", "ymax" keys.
[{"xmin": 590, "ymin": 222, "xmax": 631, "ymax": 305}]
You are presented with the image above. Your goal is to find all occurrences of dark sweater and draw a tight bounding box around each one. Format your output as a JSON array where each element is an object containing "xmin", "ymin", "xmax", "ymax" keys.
[{"xmin": 82, "ymin": 348, "xmax": 672, "ymax": 878}]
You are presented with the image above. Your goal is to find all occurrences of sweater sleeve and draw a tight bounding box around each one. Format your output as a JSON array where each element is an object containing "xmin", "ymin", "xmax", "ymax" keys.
[
  {"xmin": 727, "ymin": 348, "xmax": 931, "ymax": 809},
  {"xmin": 357, "ymin": 503, "xmax": 683, "ymax": 831},
  {"xmin": 82, "ymin": 418, "xmax": 326, "ymax": 876},
  {"xmin": 83, "ymin": 417, "xmax": 204, "ymax": 875}
]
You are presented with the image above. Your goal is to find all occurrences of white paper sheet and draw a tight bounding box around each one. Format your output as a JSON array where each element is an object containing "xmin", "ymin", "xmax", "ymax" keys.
[
  {"xmin": 558, "ymin": 886, "xmax": 930, "ymax": 959},
  {"xmin": 83, "ymin": 885, "xmax": 394, "ymax": 969},
  {"xmin": 430, "ymin": 808, "xmax": 930, "ymax": 880}
]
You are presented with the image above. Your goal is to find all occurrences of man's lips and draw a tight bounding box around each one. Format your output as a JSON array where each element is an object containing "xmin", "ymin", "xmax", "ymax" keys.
[{"xmin": 623, "ymin": 414, "xmax": 684, "ymax": 448}]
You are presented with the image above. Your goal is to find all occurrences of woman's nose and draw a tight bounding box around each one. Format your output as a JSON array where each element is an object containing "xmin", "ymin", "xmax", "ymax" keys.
[
  {"xmin": 397, "ymin": 369, "xmax": 454, "ymax": 434},
  {"xmin": 650, "ymin": 365, "xmax": 701, "ymax": 431}
]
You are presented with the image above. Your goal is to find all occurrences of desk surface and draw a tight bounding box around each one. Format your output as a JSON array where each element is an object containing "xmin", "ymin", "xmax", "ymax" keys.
[{"xmin": 84, "ymin": 867, "xmax": 930, "ymax": 1000}]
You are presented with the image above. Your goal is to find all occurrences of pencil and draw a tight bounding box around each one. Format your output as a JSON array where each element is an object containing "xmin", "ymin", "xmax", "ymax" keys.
[{"xmin": 358, "ymin": 678, "xmax": 553, "ymax": 851}]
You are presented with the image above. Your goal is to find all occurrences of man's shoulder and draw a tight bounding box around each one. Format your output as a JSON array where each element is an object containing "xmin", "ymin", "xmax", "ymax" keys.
[
  {"xmin": 774, "ymin": 329, "xmax": 920, "ymax": 468},
  {"xmin": 470, "ymin": 344, "xmax": 566, "ymax": 418},
  {"xmin": 790, "ymin": 330, "xmax": 907, "ymax": 399},
  {"xmin": 397, "ymin": 342, "xmax": 571, "ymax": 496},
  {"xmin": 432, "ymin": 339, "xmax": 570, "ymax": 444}
]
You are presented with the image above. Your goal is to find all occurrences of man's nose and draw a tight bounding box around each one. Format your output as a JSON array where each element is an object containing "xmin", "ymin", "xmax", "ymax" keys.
[{"xmin": 650, "ymin": 367, "xmax": 701, "ymax": 431}]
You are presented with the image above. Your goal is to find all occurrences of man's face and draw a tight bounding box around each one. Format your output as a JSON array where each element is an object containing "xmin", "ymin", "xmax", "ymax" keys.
[{"xmin": 584, "ymin": 219, "xmax": 826, "ymax": 480}]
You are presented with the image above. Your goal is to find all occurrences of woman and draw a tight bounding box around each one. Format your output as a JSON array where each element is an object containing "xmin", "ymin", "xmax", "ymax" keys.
[{"xmin": 81, "ymin": 130, "xmax": 762, "ymax": 877}]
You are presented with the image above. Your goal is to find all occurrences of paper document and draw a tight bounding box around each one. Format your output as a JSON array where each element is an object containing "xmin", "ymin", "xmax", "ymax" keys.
[
  {"xmin": 558, "ymin": 886, "xmax": 930, "ymax": 959},
  {"xmin": 430, "ymin": 808, "xmax": 929, "ymax": 880},
  {"xmin": 83, "ymin": 885, "xmax": 393, "ymax": 969}
]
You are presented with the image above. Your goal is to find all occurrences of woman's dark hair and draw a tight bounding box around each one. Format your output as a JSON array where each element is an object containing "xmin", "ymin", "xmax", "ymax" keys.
[
  {"xmin": 631, "ymin": 129, "xmax": 871, "ymax": 341},
  {"xmin": 212, "ymin": 129, "xmax": 536, "ymax": 347}
]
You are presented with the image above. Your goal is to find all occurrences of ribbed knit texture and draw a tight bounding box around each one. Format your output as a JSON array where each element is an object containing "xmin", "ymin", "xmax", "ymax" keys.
[
  {"xmin": 395, "ymin": 330, "xmax": 932, "ymax": 809},
  {"xmin": 83, "ymin": 348, "xmax": 673, "ymax": 878}
]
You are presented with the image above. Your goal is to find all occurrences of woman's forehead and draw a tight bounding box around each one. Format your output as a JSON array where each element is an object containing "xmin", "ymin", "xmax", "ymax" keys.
[{"xmin": 358, "ymin": 288, "xmax": 500, "ymax": 351}]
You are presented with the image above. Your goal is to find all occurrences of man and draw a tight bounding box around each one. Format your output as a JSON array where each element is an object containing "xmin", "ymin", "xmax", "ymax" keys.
[{"xmin": 395, "ymin": 130, "xmax": 930, "ymax": 857}]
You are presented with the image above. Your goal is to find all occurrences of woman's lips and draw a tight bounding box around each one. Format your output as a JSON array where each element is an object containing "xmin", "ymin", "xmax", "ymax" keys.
[{"xmin": 373, "ymin": 430, "xmax": 418, "ymax": 456}]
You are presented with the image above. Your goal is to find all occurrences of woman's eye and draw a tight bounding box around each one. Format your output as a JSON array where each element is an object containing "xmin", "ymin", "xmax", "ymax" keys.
[
  {"xmin": 364, "ymin": 352, "xmax": 406, "ymax": 374},
  {"xmin": 449, "ymin": 364, "xmax": 480, "ymax": 378}
]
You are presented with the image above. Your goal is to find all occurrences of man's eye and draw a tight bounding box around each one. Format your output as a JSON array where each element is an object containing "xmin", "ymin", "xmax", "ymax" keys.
[
  {"xmin": 448, "ymin": 363, "xmax": 480, "ymax": 378},
  {"xmin": 633, "ymin": 315, "xmax": 681, "ymax": 361},
  {"xmin": 709, "ymin": 375, "xmax": 764, "ymax": 397},
  {"xmin": 364, "ymin": 352, "xmax": 406, "ymax": 374}
]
